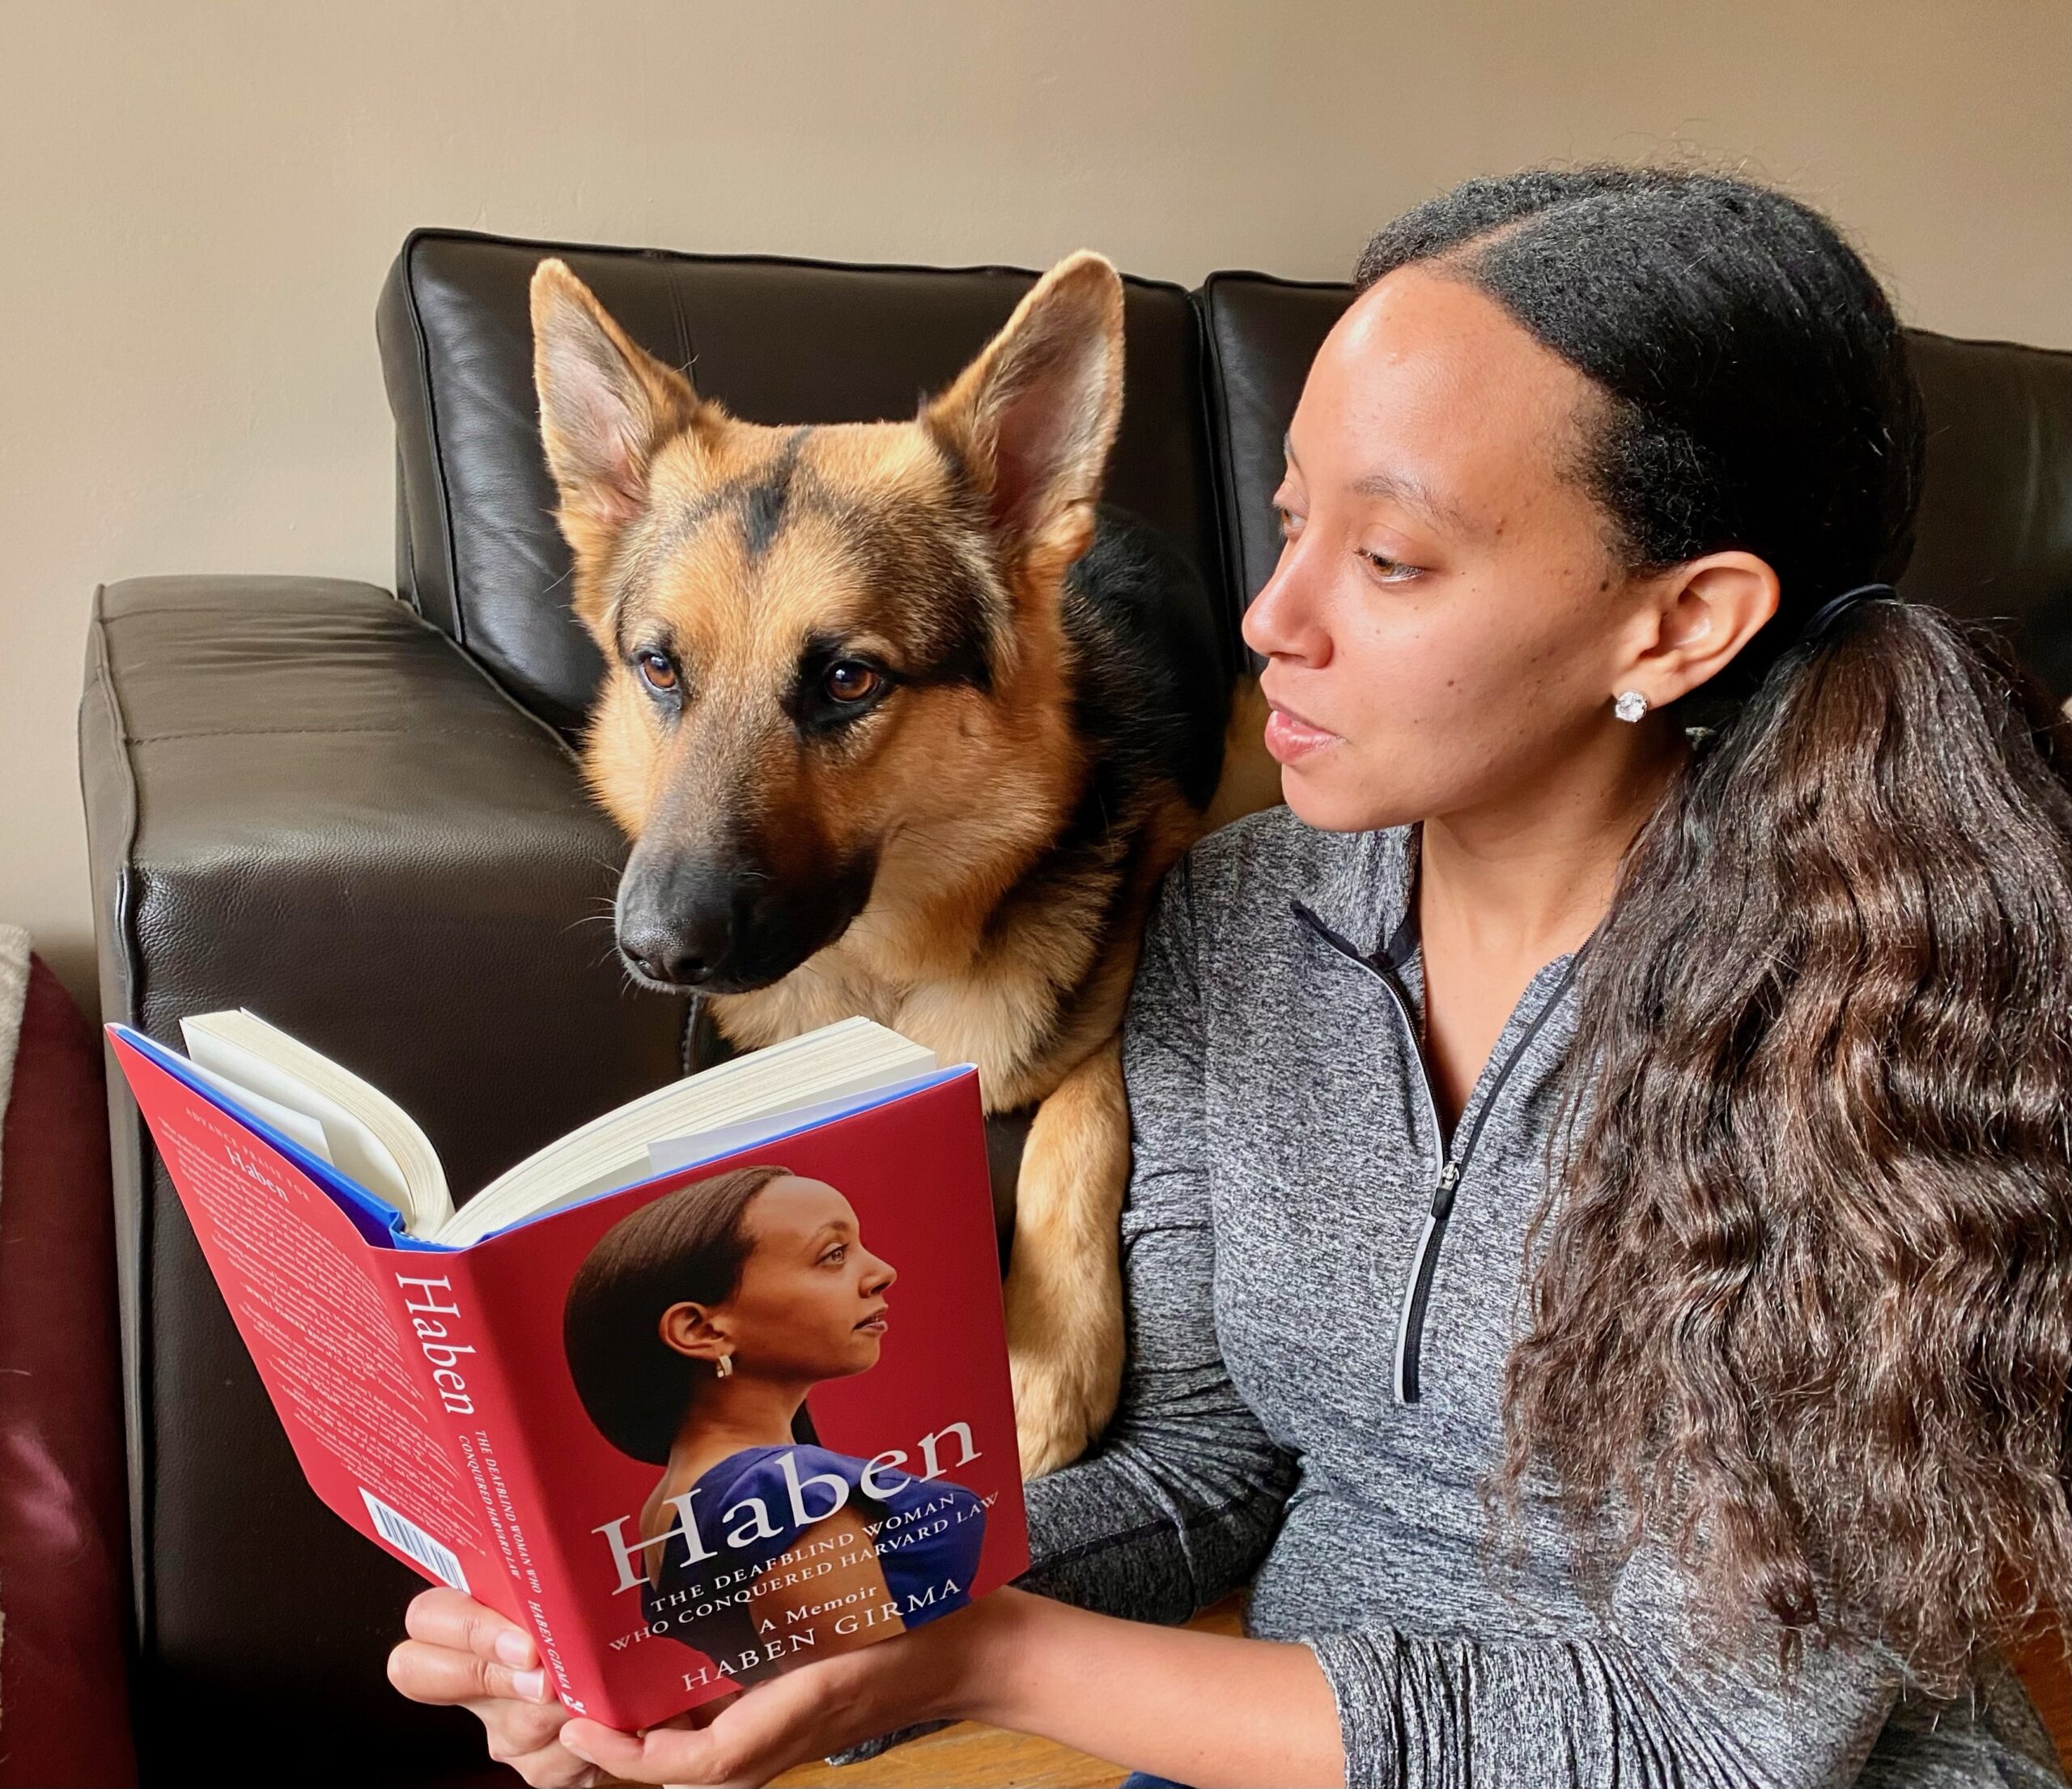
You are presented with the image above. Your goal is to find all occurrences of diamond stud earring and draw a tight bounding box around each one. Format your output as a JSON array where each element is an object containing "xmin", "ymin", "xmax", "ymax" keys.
[{"xmin": 1612, "ymin": 690, "xmax": 1649, "ymax": 724}]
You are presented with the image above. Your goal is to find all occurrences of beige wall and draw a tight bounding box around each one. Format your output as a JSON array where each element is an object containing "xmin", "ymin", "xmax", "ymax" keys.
[{"xmin": 7, "ymin": 0, "xmax": 2069, "ymax": 1011}]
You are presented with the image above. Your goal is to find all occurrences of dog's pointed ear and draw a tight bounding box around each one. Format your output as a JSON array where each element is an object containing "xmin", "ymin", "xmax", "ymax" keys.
[
  {"xmin": 531, "ymin": 258, "xmax": 701, "ymax": 533},
  {"xmin": 923, "ymin": 251, "xmax": 1125, "ymax": 571}
]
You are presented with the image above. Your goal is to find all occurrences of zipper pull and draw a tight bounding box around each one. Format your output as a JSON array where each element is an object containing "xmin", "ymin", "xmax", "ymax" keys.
[{"xmin": 1431, "ymin": 1160, "xmax": 1460, "ymax": 1220}]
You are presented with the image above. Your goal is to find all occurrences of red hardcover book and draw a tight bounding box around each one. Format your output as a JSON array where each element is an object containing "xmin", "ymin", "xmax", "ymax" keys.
[{"xmin": 105, "ymin": 1018, "xmax": 1027, "ymax": 1730}]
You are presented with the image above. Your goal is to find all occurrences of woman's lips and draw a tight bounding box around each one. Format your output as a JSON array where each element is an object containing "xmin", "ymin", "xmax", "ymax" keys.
[
  {"xmin": 854, "ymin": 1309, "xmax": 888, "ymax": 1333},
  {"xmin": 1263, "ymin": 700, "xmax": 1342, "ymax": 764}
]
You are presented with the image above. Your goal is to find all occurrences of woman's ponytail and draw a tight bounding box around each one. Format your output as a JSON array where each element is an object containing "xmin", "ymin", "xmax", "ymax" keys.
[
  {"xmin": 1358, "ymin": 167, "xmax": 2072, "ymax": 1693},
  {"xmin": 1512, "ymin": 594, "xmax": 2072, "ymax": 1692}
]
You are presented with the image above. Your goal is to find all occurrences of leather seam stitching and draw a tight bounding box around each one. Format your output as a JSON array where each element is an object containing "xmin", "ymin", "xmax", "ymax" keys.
[
  {"xmin": 664, "ymin": 258, "xmax": 695, "ymax": 388},
  {"xmin": 99, "ymin": 598, "xmax": 391, "ymax": 623},
  {"xmin": 82, "ymin": 586, "xmax": 157, "ymax": 1658},
  {"xmin": 396, "ymin": 224, "xmax": 1196, "ymax": 304},
  {"xmin": 1197, "ymin": 280, "xmax": 1257, "ymax": 630},
  {"xmin": 1192, "ymin": 282, "xmax": 1249, "ymax": 654},
  {"xmin": 401, "ymin": 234, "xmax": 468, "ymax": 648},
  {"xmin": 121, "ymin": 723, "xmax": 538, "ymax": 744}
]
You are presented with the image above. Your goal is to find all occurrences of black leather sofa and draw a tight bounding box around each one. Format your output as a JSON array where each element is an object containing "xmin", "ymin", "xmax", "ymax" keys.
[{"xmin": 81, "ymin": 229, "xmax": 2072, "ymax": 1783}]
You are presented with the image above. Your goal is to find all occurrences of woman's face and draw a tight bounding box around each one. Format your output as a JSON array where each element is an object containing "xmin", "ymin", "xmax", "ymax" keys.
[
  {"xmin": 698, "ymin": 1176, "xmax": 897, "ymax": 1383},
  {"xmin": 1242, "ymin": 263, "xmax": 1668, "ymax": 833}
]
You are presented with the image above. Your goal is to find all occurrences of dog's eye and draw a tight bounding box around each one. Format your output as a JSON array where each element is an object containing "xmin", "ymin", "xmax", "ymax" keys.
[
  {"xmin": 634, "ymin": 649, "xmax": 680, "ymax": 694},
  {"xmin": 824, "ymin": 661, "xmax": 881, "ymax": 703}
]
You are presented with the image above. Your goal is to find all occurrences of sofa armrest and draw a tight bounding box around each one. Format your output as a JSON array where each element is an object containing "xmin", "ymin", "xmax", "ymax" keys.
[{"xmin": 79, "ymin": 576, "xmax": 687, "ymax": 1781}]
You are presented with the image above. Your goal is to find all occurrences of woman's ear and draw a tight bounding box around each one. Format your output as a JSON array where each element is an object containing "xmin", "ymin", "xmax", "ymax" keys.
[
  {"xmin": 657, "ymin": 1299, "xmax": 729, "ymax": 1364},
  {"xmin": 1618, "ymin": 550, "xmax": 1781, "ymax": 704}
]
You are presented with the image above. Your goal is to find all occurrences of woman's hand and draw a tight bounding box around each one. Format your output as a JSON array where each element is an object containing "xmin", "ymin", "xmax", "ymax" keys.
[
  {"xmin": 387, "ymin": 1586, "xmax": 990, "ymax": 1788},
  {"xmin": 386, "ymin": 1587, "xmax": 718, "ymax": 1787},
  {"xmin": 393, "ymin": 1584, "xmax": 1339, "ymax": 1788},
  {"xmin": 554, "ymin": 1594, "xmax": 1004, "ymax": 1787}
]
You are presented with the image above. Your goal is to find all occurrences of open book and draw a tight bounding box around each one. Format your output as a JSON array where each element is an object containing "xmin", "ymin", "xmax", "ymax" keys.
[
  {"xmin": 106, "ymin": 1013, "xmax": 1027, "ymax": 1729},
  {"xmin": 172, "ymin": 1008, "xmax": 940, "ymax": 1247}
]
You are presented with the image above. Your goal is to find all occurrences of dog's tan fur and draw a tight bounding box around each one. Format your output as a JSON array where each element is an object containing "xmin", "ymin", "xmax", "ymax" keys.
[{"xmin": 532, "ymin": 252, "xmax": 1276, "ymax": 1475}]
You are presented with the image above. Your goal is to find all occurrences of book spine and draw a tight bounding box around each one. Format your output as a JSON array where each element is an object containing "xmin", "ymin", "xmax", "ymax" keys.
[
  {"xmin": 108, "ymin": 1036, "xmax": 524, "ymax": 1642},
  {"xmin": 376, "ymin": 1250, "xmax": 621, "ymax": 1722}
]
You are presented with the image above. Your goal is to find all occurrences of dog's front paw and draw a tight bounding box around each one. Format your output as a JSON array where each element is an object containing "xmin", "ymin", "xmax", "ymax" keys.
[
  {"xmin": 1000, "ymin": 1038, "xmax": 1130, "ymax": 1478},
  {"xmin": 1004, "ymin": 1272, "xmax": 1123, "ymax": 1479},
  {"xmin": 1008, "ymin": 1346, "xmax": 1101, "ymax": 1479}
]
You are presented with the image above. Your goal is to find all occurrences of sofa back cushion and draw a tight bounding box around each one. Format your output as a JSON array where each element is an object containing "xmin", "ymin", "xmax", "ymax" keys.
[
  {"xmin": 1195, "ymin": 273, "xmax": 1353, "ymax": 626},
  {"xmin": 1906, "ymin": 330, "xmax": 2072, "ymax": 695},
  {"xmin": 379, "ymin": 231, "xmax": 1225, "ymax": 729},
  {"xmin": 1196, "ymin": 272, "xmax": 2072, "ymax": 696}
]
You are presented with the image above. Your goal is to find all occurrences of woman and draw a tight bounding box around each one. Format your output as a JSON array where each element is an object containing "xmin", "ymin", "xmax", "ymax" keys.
[
  {"xmin": 387, "ymin": 168, "xmax": 2072, "ymax": 1787},
  {"xmin": 560, "ymin": 1163, "xmax": 986, "ymax": 1681}
]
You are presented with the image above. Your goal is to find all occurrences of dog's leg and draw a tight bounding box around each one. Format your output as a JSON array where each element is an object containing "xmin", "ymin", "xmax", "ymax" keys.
[{"xmin": 1003, "ymin": 1033, "xmax": 1130, "ymax": 1479}]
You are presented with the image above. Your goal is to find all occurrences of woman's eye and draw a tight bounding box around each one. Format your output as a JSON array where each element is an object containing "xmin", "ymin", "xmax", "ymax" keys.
[
  {"xmin": 1272, "ymin": 504, "xmax": 1306, "ymax": 541},
  {"xmin": 824, "ymin": 661, "xmax": 881, "ymax": 703},
  {"xmin": 1361, "ymin": 550, "xmax": 1420, "ymax": 584},
  {"xmin": 820, "ymin": 1244, "xmax": 847, "ymax": 1266},
  {"xmin": 634, "ymin": 648, "xmax": 680, "ymax": 694}
]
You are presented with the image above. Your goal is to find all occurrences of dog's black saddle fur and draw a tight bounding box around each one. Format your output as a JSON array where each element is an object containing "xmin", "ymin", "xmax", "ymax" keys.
[{"xmin": 1063, "ymin": 503, "xmax": 1238, "ymax": 823}]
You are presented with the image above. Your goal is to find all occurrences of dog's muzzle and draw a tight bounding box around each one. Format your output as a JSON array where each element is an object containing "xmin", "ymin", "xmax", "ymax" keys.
[{"xmin": 615, "ymin": 847, "xmax": 874, "ymax": 994}]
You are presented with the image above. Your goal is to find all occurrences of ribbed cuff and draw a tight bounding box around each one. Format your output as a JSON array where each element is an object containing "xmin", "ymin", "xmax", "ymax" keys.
[
  {"xmin": 822, "ymin": 1716, "xmax": 955, "ymax": 1767},
  {"xmin": 1301, "ymin": 1630, "xmax": 1402, "ymax": 1789}
]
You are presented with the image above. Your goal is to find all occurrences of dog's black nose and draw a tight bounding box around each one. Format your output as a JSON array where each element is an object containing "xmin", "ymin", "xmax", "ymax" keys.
[
  {"xmin": 617, "ymin": 850, "xmax": 754, "ymax": 988},
  {"xmin": 616, "ymin": 839, "xmax": 873, "ymax": 996},
  {"xmin": 618, "ymin": 910, "xmax": 732, "ymax": 988},
  {"xmin": 624, "ymin": 945, "xmax": 698, "ymax": 985}
]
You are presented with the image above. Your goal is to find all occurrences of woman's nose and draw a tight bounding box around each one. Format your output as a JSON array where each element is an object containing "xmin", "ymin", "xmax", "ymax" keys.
[
  {"xmin": 1242, "ymin": 538, "xmax": 1329, "ymax": 665},
  {"xmin": 865, "ymin": 1253, "xmax": 896, "ymax": 1294}
]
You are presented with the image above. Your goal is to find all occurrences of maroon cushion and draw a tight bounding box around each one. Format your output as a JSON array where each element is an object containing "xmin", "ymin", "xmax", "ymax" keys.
[{"xmin": 0, "ymin": 958, "xmax": 136, "ymax": 1788}]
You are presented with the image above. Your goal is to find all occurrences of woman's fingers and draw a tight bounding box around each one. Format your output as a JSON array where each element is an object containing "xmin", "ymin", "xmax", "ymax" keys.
[
  {"xmin": 387, "ymin": 1630, "xmax": 593, "ymax": 1787},
  {"xmin": 402, "ymin": 1586, "xmax": 539, "ymax": 1670},
  {"xmin": 479, "ymin": 1720, "xmax": 617, "ymax": 1788},
  {"xmin": 559, "ymin": 1668, "xmax": 854, "ymax": 1787},
  {"xmin": 561, "ymin": 1716, "xmax": 742, "ymax": 1787},
  {"xmin": 384, "ymin": 1646, "xmax": 597, "ymax": 1789},
  {"xmin": 391, "ymin": 1588, "xmax": 554, "ymax": 1710},
  {"xmin": 491, "ymin": 1737, "xmax": 614, "ymax": 1789},
  {"xmin": 386, "ymin": 1636, "xmax": 554, "ymax": 1710},
  {"xmin": 388, "ymin": 1592, "xmax": 605, "ymax": 1787}
]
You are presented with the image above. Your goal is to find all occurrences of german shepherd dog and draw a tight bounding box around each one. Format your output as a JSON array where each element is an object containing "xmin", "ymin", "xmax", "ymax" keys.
[{"xmin": 531, "ymin": 252, "xmax": 1277, "ymax": 1476}]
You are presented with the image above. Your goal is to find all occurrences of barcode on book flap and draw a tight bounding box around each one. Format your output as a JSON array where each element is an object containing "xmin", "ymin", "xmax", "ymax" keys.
[{"xmin": 360, "ymin": 1488, "xmax": 469, "ymax": 1593}]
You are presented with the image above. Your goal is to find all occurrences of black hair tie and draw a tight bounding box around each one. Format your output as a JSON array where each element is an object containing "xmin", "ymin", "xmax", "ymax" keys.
[{"xmin": 1800, "ymin": 580, "xmax": 1898, "ymax": 644}]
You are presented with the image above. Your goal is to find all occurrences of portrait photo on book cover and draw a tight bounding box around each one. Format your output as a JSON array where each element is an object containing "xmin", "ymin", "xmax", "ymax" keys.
[{"xmin": 563, "ymin": 1162, "xmax": 989, "ymax": 1685}]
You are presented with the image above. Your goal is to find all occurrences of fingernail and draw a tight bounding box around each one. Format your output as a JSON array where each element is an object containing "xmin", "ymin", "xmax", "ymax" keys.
[
  {"xmin": 561, "ymin": 1734, "xmax": 596, "ymax": 1765},
  {"xmin": 512, "ymin": 1668, "xmax": 546, "ymax": 1702},
  {"xmin": 495, "ymin": 1630, "xmax": 534, "ymax": 1668}
]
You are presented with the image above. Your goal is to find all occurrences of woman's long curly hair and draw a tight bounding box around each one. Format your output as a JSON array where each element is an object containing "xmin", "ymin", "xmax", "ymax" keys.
[{"xmin": 1359, "ymin": 168, "xmax": 2072, "ymax": 1696}]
